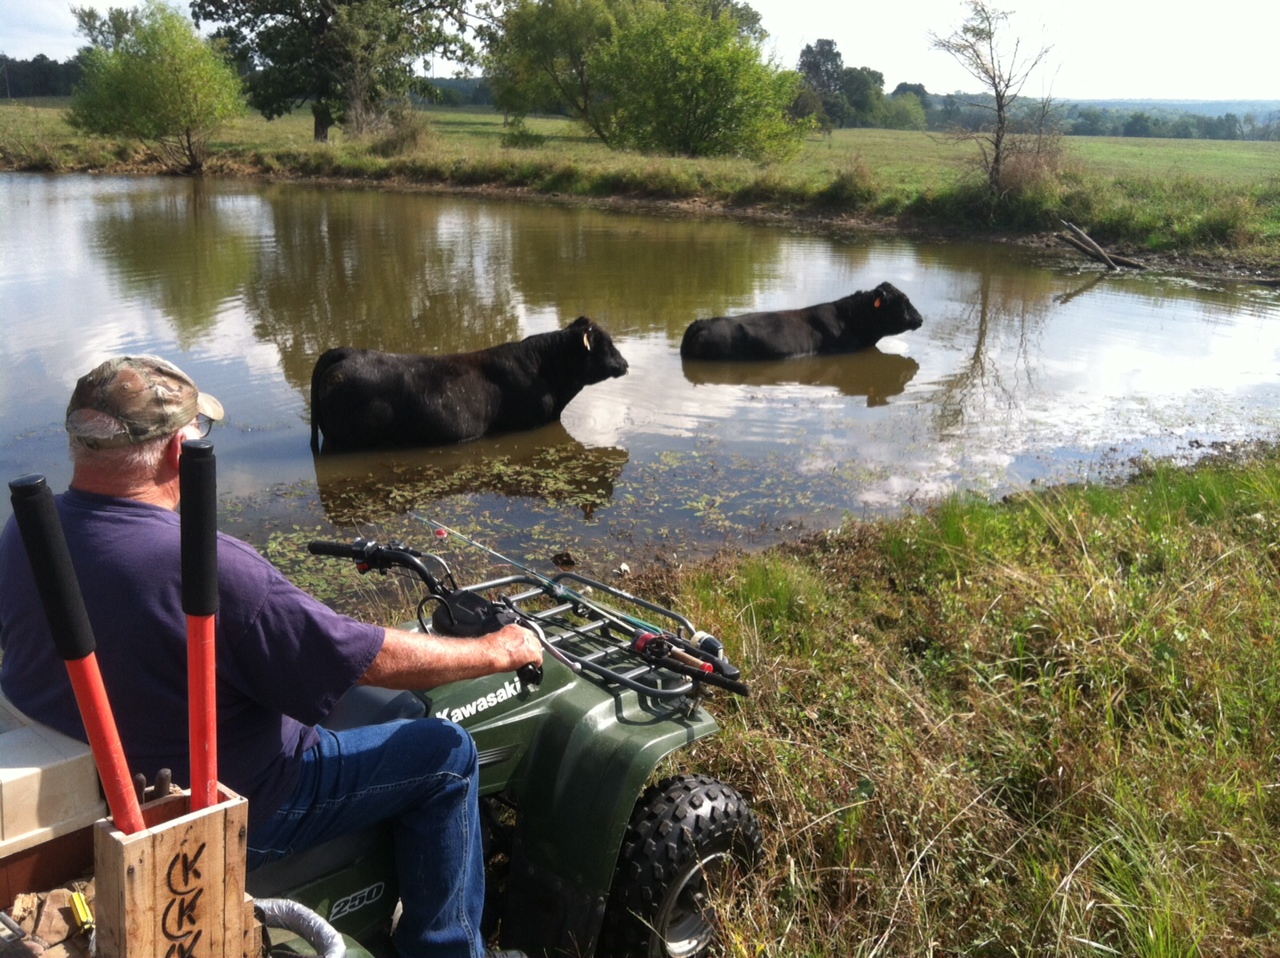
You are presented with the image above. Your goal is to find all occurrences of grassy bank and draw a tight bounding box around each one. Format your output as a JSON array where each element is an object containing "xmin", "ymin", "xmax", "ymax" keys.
[
  {"xmin": 649, "ymin": 445, "xmax": 1280, "ymax": 957},
  {"xmin": 269, "ymin": 441, "xmax": 1280, "ymax": 956},
  {"xmin": 3, "ymin": 98, "xmax": 1279, "ymax": 266}
]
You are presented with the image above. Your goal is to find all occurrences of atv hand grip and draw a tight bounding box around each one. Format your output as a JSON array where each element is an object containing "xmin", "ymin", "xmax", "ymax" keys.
[
  {"xmin": 431, "ymin": 591, "xmax": 543, "ymax": 686},
  {"xmin": 9, "ymin": 475, "xmax": 96, "ymax": 661},
  {"xmin": 308, "ymin": 540, "xmax": 369, "ymax": 560},
  {"xmin": 517, "ymin": 662, "xmax": 543, "ymax": 687}
]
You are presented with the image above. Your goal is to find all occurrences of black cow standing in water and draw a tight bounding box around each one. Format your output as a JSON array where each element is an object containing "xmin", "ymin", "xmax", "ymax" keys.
[
  {"xmin": 679, "ymin": 282, "xmax": 924, "ymax": 361},
  {"xmin": 310, "ymin": 317, "xmax": 629, "ymax": 452}
]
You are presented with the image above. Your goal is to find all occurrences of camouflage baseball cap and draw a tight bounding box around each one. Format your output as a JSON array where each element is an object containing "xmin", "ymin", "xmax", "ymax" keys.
[{"xmin": 66, "ymin": 355, "xmax": 225, "ymax": 449}]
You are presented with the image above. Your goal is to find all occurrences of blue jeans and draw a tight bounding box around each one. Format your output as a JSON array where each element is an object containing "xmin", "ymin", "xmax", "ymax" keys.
[{"xmin": 246, "ymin": 719, "xmax": 485, "ymax": 958}]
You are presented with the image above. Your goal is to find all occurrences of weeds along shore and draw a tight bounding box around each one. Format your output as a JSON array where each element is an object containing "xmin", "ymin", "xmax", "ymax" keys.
[
  {"xmin": 629, "ymin": 442, "xmax": 1280, "ymax": 956},
  {"xmin": 3, "ymin": 100, "xmax": 1280, "ymax": 273}
]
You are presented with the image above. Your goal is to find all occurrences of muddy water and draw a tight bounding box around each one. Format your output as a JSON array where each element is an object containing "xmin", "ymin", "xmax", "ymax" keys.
[{"xmin": 3, "ymin": 173, "xmax": 1279, "ymax": 577}]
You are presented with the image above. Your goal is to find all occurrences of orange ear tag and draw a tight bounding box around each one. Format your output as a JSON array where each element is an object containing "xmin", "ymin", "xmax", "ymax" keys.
[{"xmin": 874, "ymin": 297, "xmax": 882, "ymax": 308}]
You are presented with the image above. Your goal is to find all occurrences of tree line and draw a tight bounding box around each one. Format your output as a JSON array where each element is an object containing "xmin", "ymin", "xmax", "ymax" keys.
[
  {"xmin": 9, "ymin": 0, "xmax": 1276, "ymax": 182},
  {"xmin": 0, "ymin": 55, "xmax": 83, "ymax": 98}
]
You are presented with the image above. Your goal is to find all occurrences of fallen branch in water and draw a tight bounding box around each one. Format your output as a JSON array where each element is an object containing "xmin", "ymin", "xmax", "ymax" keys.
[{"xmin": 1057, "ymin": 220, "xmax": 1146, "ymax": 270}]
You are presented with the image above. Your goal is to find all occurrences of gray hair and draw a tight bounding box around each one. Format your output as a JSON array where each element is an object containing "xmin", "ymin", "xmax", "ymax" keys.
[{"xmin": 67, "ymin": 408, "xmax": 192, "ymax": 474}]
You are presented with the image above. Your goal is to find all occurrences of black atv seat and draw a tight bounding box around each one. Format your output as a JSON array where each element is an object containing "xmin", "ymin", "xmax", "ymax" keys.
[{"xmin": 321, "ymin": 686, "xmax": 428, "ymax": 731}]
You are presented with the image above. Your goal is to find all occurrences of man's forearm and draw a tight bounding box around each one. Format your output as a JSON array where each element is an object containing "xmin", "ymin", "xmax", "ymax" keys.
[{"xmin": 357, "ymin": 624, "xmax": 540, "ymax": 690}]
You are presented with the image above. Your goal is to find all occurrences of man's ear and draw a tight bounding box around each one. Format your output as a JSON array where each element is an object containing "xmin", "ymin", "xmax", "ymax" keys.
[{"xmin": 164, "ymin": 432, "xmax": 186, "ymax": 471}]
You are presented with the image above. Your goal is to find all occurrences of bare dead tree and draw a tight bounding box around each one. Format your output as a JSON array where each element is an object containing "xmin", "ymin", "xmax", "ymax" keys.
[{"xmin": 930, "ymin": 1, "xmax": 1052, "ymax": 200}]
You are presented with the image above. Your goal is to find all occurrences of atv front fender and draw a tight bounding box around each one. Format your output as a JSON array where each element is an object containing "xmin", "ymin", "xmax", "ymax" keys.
[{"xmin": 428, "ymin": 656, "xmax": 719, "ymax": 956}]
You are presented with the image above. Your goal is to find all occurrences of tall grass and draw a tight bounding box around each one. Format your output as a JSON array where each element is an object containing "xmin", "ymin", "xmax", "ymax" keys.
[{"xmin": 644, "ymin": 445, "xmax": 1280, "ymax": 956}]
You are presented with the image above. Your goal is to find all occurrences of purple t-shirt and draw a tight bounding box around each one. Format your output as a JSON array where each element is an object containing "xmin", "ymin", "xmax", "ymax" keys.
[{"xmin": 0, "ymin": 488, "xmax": 383, "ymax": 831}]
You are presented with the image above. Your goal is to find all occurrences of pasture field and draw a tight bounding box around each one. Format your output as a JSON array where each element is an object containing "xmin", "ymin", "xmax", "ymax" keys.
[{"xmin": 3, "ymin": 98, "xmax": 1279, "ymax": 262}]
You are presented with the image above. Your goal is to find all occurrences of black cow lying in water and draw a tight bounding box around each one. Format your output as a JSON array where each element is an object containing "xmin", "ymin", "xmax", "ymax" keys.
[
  {"xmin": 679, "ymin": 281, "xmax": 924, "ymax": 361},
  {"xmin": 310, "ymin": 317, "xmax": 629, "ymax": 451}
]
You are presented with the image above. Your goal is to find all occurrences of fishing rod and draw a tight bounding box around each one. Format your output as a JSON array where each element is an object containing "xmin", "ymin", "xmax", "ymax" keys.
[{"xmin": 412, "ymin": 515, "xmax": 748, "ymax": 696}]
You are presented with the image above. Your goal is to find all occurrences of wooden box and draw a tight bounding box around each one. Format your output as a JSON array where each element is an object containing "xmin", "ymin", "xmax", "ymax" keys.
[{"xmin": 93, "ymin": 786, "xmax": 251, "ymax": 958}]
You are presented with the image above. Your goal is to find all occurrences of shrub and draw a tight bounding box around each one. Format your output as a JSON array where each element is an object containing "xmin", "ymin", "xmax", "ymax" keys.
[{"xmin": 66, "ymin": 1, "xmax": 245, "ymax": 173}]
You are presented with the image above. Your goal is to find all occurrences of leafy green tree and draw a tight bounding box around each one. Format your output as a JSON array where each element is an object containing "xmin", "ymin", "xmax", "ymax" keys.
[
  {"xmin": 1069, "ymin": 105, "xmax": 1111, "ymax": 136},
  {"xmin": 797, "ymin": 39, "xmax": 842, "ymax": 98},
  {"xmin": 0, "ymin": 54, "xmax": 82, "ymax": 97},
  {"xmin": 891, "ymin": 81, "xmax": 931, "ymax": 112},
  {"xmin": 840, "ymin": 65, "xmax": 884, "ymax": 126},
  {"xmin": 71, "ymin": 5, "xmax": 144, "ymax": 52},
  {"xmin": 595, "ymin": 0, "xmax": 806, "ymax": 159},
  {"xmin": 190, "ymin": 0, "xmax": 469, "ymax": 142},
  {"xmin": 930, "ymin": 0, "xmax": 1052, "ymax": 198},
  {"xmin": 479, "ymin": 0, "xmax": 619, "ymax": 141},
  {"xmin": 695, "ymin": 0, "xmax": 764, "ymax": 41},
  {"xmin": 796, "ymin": 39, "xmax": 851, "ymax": 126},
  {"xmin": 882, "ymin": 92, "xmax": 926, "ymax": 130},
  {"xmin": 67, "ymin": 1, "xmax": 244, "ymax": 173}
]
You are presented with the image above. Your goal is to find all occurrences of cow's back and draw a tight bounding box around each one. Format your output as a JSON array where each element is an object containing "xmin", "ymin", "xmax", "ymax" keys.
[
  {"xmin": 680, "ymin": 310, "xmax": 826, "ymax": 361},
  {"xmin": 311, "ymin": 348, "xmax": 486, "ymax": 451}
]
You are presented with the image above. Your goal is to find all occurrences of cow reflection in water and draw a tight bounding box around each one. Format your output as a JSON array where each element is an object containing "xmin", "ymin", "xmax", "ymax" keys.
[
  {"xmin": 681, "ymin": 347, "xmax": 919, "ymax": 406},
  {"xmin": 311, "ymin": 421, "xmax": 629, "ymax": 526}
]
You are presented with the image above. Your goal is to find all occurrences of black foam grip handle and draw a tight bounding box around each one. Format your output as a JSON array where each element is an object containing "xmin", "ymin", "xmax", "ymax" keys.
[
  {"xmin": 180, "ymin": 440, "xmax": 218, "ymax": 615},
  {"xmin": 517, "ymin": 662, "xmax": 543, "ymax": 686},
  {"xmin": 308, "ymin": 540, "xmax": 368, "ymax": 560},
  {"xmin": 8, "ymin": 474, "xmax": 96, "ymax": 661}
]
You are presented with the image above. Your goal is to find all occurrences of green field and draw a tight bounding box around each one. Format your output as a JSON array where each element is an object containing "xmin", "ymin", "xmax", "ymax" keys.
[{"xmin": 4, "ymin": 98, "xmax": 1280, "ymax": 262}]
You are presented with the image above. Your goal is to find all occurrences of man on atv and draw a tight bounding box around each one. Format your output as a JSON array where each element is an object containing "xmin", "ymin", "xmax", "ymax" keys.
[{"xmin": 0, "ymin": 355, "xmax": 541, "ymax": 958}]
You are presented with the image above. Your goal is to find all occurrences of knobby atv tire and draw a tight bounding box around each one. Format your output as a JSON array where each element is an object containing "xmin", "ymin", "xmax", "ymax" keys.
[{"xmin": 603, "ymin": 774, "xmax": 763, "ymax": 958}]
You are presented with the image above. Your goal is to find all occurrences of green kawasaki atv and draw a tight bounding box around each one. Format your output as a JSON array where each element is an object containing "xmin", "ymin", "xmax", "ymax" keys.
[{"xmin": 248, "ymin": 531, "xmax": 762, "ymax": 958}]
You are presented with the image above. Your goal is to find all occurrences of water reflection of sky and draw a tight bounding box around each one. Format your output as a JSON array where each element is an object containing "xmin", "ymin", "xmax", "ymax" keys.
[{"xmin": 3, "ymin": 174, "xmax": 1280, "ymax": 563}]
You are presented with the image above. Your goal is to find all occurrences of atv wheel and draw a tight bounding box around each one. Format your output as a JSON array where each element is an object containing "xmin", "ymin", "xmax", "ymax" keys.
[{"xmin": 604, "ymin": 774, "xmax": 762, "ymax": 958}]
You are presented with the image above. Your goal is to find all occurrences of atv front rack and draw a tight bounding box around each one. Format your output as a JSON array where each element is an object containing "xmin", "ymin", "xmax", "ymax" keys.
[{"xmin": 308, "ymin": 538, "xmax": 749, "ymax": 701}]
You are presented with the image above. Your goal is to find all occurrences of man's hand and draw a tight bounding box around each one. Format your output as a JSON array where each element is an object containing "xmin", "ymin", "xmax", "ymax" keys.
[
  {"xmin": 360, "ymin": 622, "xmax": 542, "ymax": 691},
  {"xmin": 484, "ymin": 622, "xmax": 543, "ymax": 673}
]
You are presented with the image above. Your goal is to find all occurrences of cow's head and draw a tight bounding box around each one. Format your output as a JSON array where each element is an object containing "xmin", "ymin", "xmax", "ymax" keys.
[
  {"xmin": 843, "ymin": 282, "xmax": 924, "ymax": 338},
  {"xmin": 568, "ymin": 316, "xmax": 629, "ymax": 383}
]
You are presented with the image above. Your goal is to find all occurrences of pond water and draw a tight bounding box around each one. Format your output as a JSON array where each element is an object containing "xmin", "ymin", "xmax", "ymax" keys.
[{"xmin": 3, "ymin": 173, "xmax": 1279, "ymax": 578}]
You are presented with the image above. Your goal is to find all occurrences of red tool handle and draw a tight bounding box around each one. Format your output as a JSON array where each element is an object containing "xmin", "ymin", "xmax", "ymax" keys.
[
  {"xmin": 180, "ymin": 440, "xmax": 219, "ymax": 811},
  {"xmin": 8, "ymin": 474, "xmax": 146, "ymax": 835}
]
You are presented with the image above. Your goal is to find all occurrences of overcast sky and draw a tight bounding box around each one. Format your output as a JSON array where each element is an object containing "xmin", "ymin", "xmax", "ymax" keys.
[{"xmin": 3, "ymin": 0, "xmax": 1277, "ymax": 103}]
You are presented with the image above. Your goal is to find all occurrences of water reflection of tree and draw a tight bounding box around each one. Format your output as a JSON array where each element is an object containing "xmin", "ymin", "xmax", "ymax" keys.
[
  {"xmin": 505, "ymin": 212, "xmax": 801, "ymax": 338},
  {"xmin": 929, "ymin": 257, "xmax": 1057, "ymax": 435},
  {"xmin": 244, "ymin": 188, "xmax": 526, "ymax": 393},
  {"xmin": 503, "ymin": 211, "xmax": 890, "ymax": 340},
  {"xmin": 92, "ymin": 179, "xmax": 256, "ymax": 343}
]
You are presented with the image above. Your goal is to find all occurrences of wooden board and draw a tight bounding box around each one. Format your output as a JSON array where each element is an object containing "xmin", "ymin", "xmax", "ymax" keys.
[{"xmin": 94, "ymin": 787, "xmax": 250, "ymax": 958}]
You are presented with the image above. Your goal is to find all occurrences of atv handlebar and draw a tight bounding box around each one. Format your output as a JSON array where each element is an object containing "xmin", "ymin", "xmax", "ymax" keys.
[
  {"xmin": 309, "ymin": 538, "xmax": 543, "ymax": 685},
  {"xmin": 307, "ymin": 537, "xmax": 748, "ymax": 699}
]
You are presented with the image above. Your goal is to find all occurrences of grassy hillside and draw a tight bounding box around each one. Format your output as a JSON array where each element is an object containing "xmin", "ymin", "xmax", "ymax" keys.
[{"xmin": 3, "ymin": 99, "xmax": 1279, "ymax": 265}]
